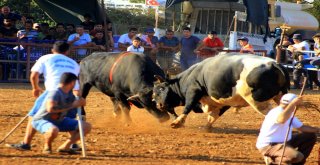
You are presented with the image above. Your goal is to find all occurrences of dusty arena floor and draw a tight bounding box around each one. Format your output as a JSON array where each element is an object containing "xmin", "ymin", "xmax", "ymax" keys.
[{"xmin": 0, "ymin": 83, "xmax": 319, "ymax": 165}]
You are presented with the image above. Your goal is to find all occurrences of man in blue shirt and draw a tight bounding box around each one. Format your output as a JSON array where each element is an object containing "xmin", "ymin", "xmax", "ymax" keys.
[{"xmin": 180, "ymin": 27, "xmax": 201, "ymax": 71}]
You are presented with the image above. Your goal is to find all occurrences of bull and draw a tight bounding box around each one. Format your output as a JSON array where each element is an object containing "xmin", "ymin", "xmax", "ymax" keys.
[
  {"xmin": 152, "ymin": 53, "xmax": 290, "ymax": 128},
  {"xmin": 79, "ymin": 52, "xmax": 170, "ymax": 123}
]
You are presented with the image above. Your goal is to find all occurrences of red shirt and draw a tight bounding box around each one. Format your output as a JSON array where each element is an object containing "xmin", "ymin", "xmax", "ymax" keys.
[{"xmin": 199, "ymin": 37, "xmax": 224, "ymax": 57}]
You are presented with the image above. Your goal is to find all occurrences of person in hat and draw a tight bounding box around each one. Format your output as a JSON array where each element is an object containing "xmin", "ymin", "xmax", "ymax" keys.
[
  {"xmin": 237, "ymin": 37, "xmax": 254, "ymax": 54},
  {"xmin": 312, "ymin": 33, "xmax": 320, "ymax": 57},
  {"xmin": 142, "ymin": 27, "xmax": 159, "ymax": 63},
  {"xmin": 288, "ymin": 34, "xmax": 310, "ymax": 55},
  {"xmin": 256, "ymin": 93, "xmax": 319, "ymax": 164},
  {"xmin": 194, "ymin": 31, "xmax": 224, "ymax": 61}
]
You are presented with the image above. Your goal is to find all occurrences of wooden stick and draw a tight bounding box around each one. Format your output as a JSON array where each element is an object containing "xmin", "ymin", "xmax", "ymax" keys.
[
  {"xmin": 278, "ymin": 77, "xmax": 307, "ymax": 165},
  {"xmin": 76, "ymin": 97, "xmax": 87, "ymax": 157},
  {"xmin": 0, "ymin": 115, "xmax": 28, "ymax": 144}
]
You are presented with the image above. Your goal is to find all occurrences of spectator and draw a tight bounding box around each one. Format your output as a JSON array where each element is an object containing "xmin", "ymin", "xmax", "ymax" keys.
[
  {"xmin": 288, "ymin": 34, "xmax": 310, "ymax": 89},
  {"xmin": 67, "ymin": 25, "xmax": 92, "ymax": 57},
  {"xmin": 16, "ymin": 20, "xmax": 38, "ymax": 41},
  {"xmin": 33, "ymin": 23, "xmax": 41, "ymax": 32},
  {"xmin": 90, "ymin": 22, "xmax": 104, "ymax": 37},
  {"xmin": 238, "ymin": 37, "xmax": 254, "ymax": 54},
  {"xmin": 0, "ymin": 18, "xmax": 18, "ymax": 39},
  {"xmin": 142, "ymin": 27, "xmax": 159, "ymax": 63},
  {"xmin": 80, "ymin": 13, "xmax": 95, "ymax": 31},
  {"xmin": 127, "ymin": 36, "xmax": 144, "ymax": 53},
  {"xmin": 312, "ymin": 33, "xmax": 320, "ymax": 57},
  {"xmin": 256, "ymin": 93, "xmax": 319, "ymax": 165},
  {"xmin": 66, "ymin": 23, "xmax": 76, "ymax": 36},
  {"xmin": 158, "ymin": 29, "xmax": 180, "ymax": 74},
  {"xmin": 118, "ymin": 27, "xmax": 138, "ymax": 51},
  {"xmin": 54, "ymin": 23, "xmax": 67, "ymax": 40},
  {"xmin": 0, "ymin": 6, "xmax": 25, "ymax": 27},
  {"xmin": 180, "ymin": 27, "xmax": 201, "ymax": 71},
  {"xmin": 37, "ymin": 23, "xmax": 52, "ymax": 40},
  {"xmin": 92, "ymin": 31, "xmax": 107, "ymax": 51},
  {"xmin": 194, "ymin": 30, "xmax": 224, "ymax": 60},
  {"xmin": 32, "ymin": 72, "xmax": 91, "ymax": 154}
]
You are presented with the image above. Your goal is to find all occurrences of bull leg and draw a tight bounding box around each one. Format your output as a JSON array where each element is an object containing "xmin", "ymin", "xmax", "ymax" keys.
[
  {"xmin": 80, "ymin": 83, "xmax": 92, "ymax": 116},
  {"xmin": 117, "ymin": 93, "xmax": 132, "ymax": 125},
  {"xmin": 110, "ymin": 97, "xmax": 122, "ymax": 119},
  {"xmin": 167, "ymin": 107, "xmax": 178, "ymax": 120},
  {"xmin": 206, "ymin": 106, "xmax": 230, "ymax": 130},
  {"xmin": 171, "ymin": 88, "xmax": 202, "ymax": 128}
]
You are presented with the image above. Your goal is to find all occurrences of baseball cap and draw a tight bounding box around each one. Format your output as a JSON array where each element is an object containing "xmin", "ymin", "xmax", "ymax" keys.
[
  {"xmin": 145, "ymin": 28, "xmax": 155, "ymax": 33},
  {"xmin": 292, "ymin": 34, "xmax": 302, "ymax": 40},
  {"xmin": 312, "ymin": 33, "xmax": 320, "ymax": 39},
  {"xmin": 237, "ymin": 37, "xmax": 248, "ymax": 42},
  {"xmin": 280, "ymin": 93, "xmax": 297, "ymax": 105}
]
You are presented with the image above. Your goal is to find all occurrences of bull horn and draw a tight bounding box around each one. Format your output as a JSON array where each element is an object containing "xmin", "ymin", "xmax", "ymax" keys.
[
  {"xmin": 127, "ymin": 94, "xmax": 139, "ymax": 101},
  {"xmin": 154, "ymin": 75, "xmax": 165, "ymax": 83}
]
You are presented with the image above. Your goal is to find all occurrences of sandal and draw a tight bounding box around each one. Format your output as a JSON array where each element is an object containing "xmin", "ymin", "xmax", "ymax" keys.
[{"xmin": 43, "ymin": 148, "xmax": 52, "ymax": 154}]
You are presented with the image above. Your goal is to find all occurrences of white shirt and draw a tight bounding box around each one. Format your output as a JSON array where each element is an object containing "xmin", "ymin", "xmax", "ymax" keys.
[
  {"xmin": 127, "ymin": 45, "xmax": 144, "ymax": 53},
  {"xmin": 256, "ymin": 106, "xmax": 303, "ymax": 149},
  {"xmin": 118, "ymin": 33, "xmax": 134, "ymax": 45},
  {"xmin": 293, "ymin": 41, "xmax": 310, "ymax": 51},
  {"xmin": 31, "ymin": 54, "xmax": 80, "ymax": 91}
]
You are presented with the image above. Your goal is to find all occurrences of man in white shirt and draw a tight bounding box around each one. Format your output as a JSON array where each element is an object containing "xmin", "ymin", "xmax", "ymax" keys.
[
  {"xmin": 8, "ymin": 41, "xmax": 82, "ymax": 151},
  {"xmin": 67, "ymin": 25, "xmax": 92, "ymax": 57},
  {"xmin": 118, "ymin": 27, "xmax": 138, "ymax": 51},
  {"xmin": 256, "ymin": 93, "xmax": 319, "ymax": 165}
]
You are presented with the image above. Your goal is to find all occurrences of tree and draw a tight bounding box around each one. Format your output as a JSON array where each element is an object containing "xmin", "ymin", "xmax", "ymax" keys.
[
  {"xmin": 130, "ymin": 0, "xmax": 145, "ymax": 3},
  {"xmin": 306, "ymin": 1, "xmax": 320, "ymax": 24}
]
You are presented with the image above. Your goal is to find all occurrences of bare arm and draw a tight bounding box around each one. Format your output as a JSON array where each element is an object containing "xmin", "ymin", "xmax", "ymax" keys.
[
  {"xmin": 296, "ymin": 125, "xmax": 320, "ymax": 133},
  {"xmin": 30, "ymin": 71, "xmax": 43, "ymax": 98},
  {"xmin": 276, "ymin": 96, "xmax": 303, "ymax": 124},
  {"xmin": 46, "ymin": 98, "xmax": 86, "ymax": 113}
]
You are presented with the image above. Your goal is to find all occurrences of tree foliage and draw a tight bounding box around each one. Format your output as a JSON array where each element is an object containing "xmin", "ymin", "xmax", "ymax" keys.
[
  {"xmin": 129, "ymin": 0, "xmax": 145, "ymax": 3},
  {"xmin": 306, "ymin": 0, "xmax": 320, "ymax": 24}
]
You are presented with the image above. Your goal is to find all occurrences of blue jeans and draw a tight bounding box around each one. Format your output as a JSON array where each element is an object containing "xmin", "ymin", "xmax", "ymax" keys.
[{"xmin": 180, "ymin": 56, "xmax": 197, "ymax": 71}]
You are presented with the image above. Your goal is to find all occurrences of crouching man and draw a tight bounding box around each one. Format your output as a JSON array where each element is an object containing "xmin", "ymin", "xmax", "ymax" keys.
[
  {"xmin": 32, "ymin": 72, "xmax": 91, "ymax": 154},
  {"xmin": 256, "ymin": 93, "xmax": 319, "ymax": 165}
]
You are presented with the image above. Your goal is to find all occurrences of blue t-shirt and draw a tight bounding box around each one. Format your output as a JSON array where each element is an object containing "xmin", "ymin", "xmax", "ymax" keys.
[
  {"xmin": 180, "ymin": 36, "xmax": 200, "ymax": 58},
  {"xmin": 159, "ymin": 36, "xmax": 179, "ymax": 47},
  {"xmin": 32, "ymin": 88, "xmax": 76, "ymax": 123}
]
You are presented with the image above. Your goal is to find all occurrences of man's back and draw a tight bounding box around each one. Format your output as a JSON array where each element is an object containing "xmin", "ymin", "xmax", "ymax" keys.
[{"xmin": 31, "ymin": 54, "xmax": 80, "ymax": 91}]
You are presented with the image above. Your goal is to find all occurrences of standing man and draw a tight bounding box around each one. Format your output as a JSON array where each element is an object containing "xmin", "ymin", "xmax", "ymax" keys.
[
  {"xmin": 8, "ymin": 41, "xmax": 81, "ymax": 151},
  {"xmin": 238, "ymin": 37, "xmax": 254, "ymax": 54},
  {"xmin": 158, "ymin": 29, "xmax": 180, "ymax": 74},
  {"xmin": 0, "ymin": 6, "xmax": 25, "ymax": 27},
  {"xmin": 32, "ymin": 73, "xmax": 91, "ymax": 154},
  {"xmin": 118, "ymin": 27, "xmax": 138, "ymax": 51},
  {"xmin": 142, "ymin": 27, "xmax": 159, "ymax": 63},
  {"xmin": 67, "ymin": 25, "xmax": 92, "ymax": 57},
  {"xmin": 180, "ymin": 27, "xmax": 201, "ymax": 71},
  {"xmin": 194, "ymin": 31, "xmax": 224, "ymax": 61},
  {"xmin": 256, "ymin": 93, "xmax": 319, "ymax": 165}
]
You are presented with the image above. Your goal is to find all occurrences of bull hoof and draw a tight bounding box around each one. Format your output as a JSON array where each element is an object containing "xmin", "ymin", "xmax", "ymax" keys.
[{"xmin": 170, "ymin": 122, "xmax": 184, "ymax": 128}]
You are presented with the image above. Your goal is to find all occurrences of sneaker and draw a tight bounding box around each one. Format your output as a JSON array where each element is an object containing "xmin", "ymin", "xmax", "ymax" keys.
[
  {"xmin": 57, "ymin": 148, "xmax": 79, "ymax": 155},
  {"xmin": 70, "ymin": 144, "xmax": 82, "ymax": 151},
  {"xmin": 6, "ymin": 142, "xmax": 31, "ymax": 151}
]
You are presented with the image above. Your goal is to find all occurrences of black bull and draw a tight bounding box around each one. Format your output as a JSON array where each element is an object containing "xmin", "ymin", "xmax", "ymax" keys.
[
  {"xmin": 79, "ymin": 52, "xmax": 170, "ymax": 123},
  {"xmin": 152, "ymin": 53, "xmax": 291, "ymax": 128}
]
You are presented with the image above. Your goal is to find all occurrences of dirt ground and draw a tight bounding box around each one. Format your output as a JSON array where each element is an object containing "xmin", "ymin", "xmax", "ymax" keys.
[{"xmin": 0, "ymin": 83, "xmax": 319, "ymax": 165}]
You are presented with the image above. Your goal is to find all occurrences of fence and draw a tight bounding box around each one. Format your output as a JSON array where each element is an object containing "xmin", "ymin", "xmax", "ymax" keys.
[
  {"xmin": 0, "ymin": 41, "xmax": 105, "ymax": 82},
  {"xmin": 0, "ymin": 41, "xmax": 268, "ymax": 82}
]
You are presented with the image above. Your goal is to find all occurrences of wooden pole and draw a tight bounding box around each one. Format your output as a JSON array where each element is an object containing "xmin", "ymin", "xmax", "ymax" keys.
[{"xmin": 276, "ymin": 24, "xmax": 291, "ymax": 63}]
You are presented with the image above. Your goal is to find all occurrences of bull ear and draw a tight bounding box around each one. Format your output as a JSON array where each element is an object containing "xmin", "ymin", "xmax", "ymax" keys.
[{"xmin": 154, "ymin": 75, "xmax": 165, "ymax": 83}]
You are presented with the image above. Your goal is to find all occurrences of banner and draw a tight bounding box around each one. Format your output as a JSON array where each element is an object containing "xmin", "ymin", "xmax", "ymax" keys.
[{"xmin": 146, "ymin": 0, "xmax": 166, "ymax": 7}]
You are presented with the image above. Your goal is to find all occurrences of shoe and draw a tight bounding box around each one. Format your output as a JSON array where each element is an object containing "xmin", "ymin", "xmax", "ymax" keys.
[
  {"xmin": 57, "ymin": 148, "xmax": 79, "ymax": 155},
  {"xmin": 6, "ymin": 142, "xmax": 31, "ymax": 151},
  {"xmin": 42, "ymin": 148, "xmax": 52, "ymax": 154},
  {"xmin": 70, "ymin": 144, "xmax": 82, "ymax": 151},
  {"xmin": 263, "ymin": 156, "xmax": 272, "ymax": 165}
]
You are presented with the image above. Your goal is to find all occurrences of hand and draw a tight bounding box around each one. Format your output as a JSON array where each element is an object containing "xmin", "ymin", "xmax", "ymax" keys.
[
  {"xmin": 194, "ymin": 50, "xmax": 200, "ymax": 55},
  {"xmin": 292, "ymin": 96, "xmax": 303, "ymax": 106},
  {"xmin": 73, "ymin": 97, "xmax": 86, "ymax": 107},
  {"xmin": 210, "ymin": 48, "xmax": 217, "ymax": 52},
  {"xmin": 32, "ymin": 87, "xmax": 43, "ymax": 98}
]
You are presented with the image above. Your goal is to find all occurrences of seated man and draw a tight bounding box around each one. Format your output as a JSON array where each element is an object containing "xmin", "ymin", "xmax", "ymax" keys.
[
  {"xmin": 32, "ymin": 72, "xmax": 91, "ymax": 154},
  {"xmin": 238, "ymin": 37, "xmax": 254, "ymax": 54},
  {"xmin": 194, "ymin": 31, "xmax": 224, "ymax": 60}
]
